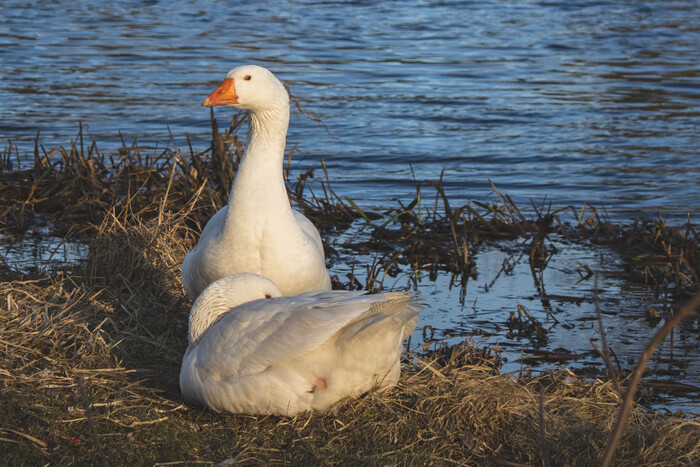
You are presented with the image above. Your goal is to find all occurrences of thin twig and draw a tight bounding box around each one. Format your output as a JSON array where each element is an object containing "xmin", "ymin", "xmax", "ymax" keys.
[
  {"xmin": 538, "ymin": 389, "xmax": 550, "ymax": 467},
  {"xmin": 76, "ymin": 375, "xmax": 111, "ymax": 467},
  {"xmin": 593, "ymin": 272, "xmax": 621, "ymax": 394},
  {"xmin": 157, "ymin": 150, "xmax": 178, "ymax": 228},
  {"xmin": 601, "ymin": 291, "xmax": 700, "ymax": 467}
]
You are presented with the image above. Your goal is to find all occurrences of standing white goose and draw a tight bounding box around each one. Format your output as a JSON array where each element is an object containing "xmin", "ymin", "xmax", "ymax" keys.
[
  {"xmin": 179, "ymin": 273, "xmax": 422, "ymax": 416},
  {"xmin": 181, "ymin": 65, "xmax": 331, "ymax": 299}
]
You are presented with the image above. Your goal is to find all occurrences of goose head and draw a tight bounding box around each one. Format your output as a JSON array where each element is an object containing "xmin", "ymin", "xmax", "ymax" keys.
[
  {"xmin": 202, "ymin": 65, "xmax": 289, "ymax": 112},
  {"xmin": 188, "ymin": 273, "xmax": 283, "ymax": 345}
]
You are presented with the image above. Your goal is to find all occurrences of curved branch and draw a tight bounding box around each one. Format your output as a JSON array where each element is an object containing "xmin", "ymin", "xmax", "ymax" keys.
[{"xmin": 601, "ymin": 291, "xmax": 700, "ymax": 467}]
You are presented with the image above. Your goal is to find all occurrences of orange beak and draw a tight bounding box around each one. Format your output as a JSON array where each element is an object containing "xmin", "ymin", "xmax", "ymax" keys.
[{"xmin": 202, "ymin": 78, "xmax": 237, "ymax": 106}]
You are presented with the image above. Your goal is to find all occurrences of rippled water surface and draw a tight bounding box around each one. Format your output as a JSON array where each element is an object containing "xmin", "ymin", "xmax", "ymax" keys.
[
  {"xmin": 1, "ymin": 1, "xmax": 699, "ymax": 410},
  {"xmin": 2, "ymin": 0, "xmax": 699, "ymax": 220}
]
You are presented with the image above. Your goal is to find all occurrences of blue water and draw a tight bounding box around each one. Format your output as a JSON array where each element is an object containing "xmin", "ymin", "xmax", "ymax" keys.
[{"xmin": 1, "ymin": 0, "xmax": 699, "ymax": 221}]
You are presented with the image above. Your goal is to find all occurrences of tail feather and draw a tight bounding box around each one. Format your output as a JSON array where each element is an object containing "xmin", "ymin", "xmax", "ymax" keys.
[{"xmin": 343, "ymin": 291, "xmax": 422, "ymax": 343}]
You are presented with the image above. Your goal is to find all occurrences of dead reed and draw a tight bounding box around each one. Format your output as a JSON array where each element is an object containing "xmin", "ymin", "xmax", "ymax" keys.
[
  {"xmin": 2, "ymin": 117, "xmax": 697, "ymax": 297},
  {"xmin": 1, "ymin": 272, "xmax": 697, "ymax": 464},
  {"xmin": 1, "ymin": 119, "xmax": 698, "ymax": 464}
]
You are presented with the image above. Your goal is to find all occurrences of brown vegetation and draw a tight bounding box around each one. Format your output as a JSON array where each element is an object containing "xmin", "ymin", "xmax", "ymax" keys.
[{"xmin": 1, "ymin": 119, "xmax": 698, "ymax": 465}]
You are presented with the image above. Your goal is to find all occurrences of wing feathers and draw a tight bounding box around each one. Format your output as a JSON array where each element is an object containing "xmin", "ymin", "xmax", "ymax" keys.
[{"xmin": 192, "ymin": 291, "xmax": 420, "ymax": 379}]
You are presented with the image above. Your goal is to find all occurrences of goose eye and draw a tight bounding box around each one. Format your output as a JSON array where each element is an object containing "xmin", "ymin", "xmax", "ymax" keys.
[
  {"xmin": 264, "ymin": 294, "xmax": 272, "ymax": 299},
  {"xmin": 244, "ymin": 75, "xmax": 252, "ymax": 81}
]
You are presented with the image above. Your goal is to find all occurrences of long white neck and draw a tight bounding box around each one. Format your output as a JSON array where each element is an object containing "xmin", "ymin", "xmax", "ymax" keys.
[{"xmin": 225, "ymin": 104, "xmax": 291, "ymax": 225}]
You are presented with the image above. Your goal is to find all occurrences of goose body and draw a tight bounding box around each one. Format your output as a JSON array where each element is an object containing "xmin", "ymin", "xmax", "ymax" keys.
[
  {"xmin": 181, "ymin": 65, "xmax": 330, "ymax": 299},
  {"xmin": 179, "ymin": 273, "xmax": 422, "ymax": 416}
]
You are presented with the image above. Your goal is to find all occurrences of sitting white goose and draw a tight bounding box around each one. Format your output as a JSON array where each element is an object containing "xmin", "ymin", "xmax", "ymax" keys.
[
  {"xmin": 179, "ymin": 273, "xmax": 422, "ymax": 416},
  {"xmin": 181, "ymin": 65, "xmax": 331, "ymax": 299}
]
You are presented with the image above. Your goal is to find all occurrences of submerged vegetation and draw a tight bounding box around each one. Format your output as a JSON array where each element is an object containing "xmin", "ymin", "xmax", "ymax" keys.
[{"xmin": 1, "ymin": 117, "xmax": 698, "ymax": 465}]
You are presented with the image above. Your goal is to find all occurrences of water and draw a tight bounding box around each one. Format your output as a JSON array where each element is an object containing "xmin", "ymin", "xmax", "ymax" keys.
[
  {"xmin": 1, "ymin": 0, "xmax": 699, "ymax": 221},
  {"xmin": 331, "ymin": 221, "xmax": 700, "ymax": 413},
  {"xmin": 0, "ymin": 219, "xmax": 88, "ymax": 274},
  {"xmin": 1, "ymin": 1, "xmax": 699, "ymax": 410}
]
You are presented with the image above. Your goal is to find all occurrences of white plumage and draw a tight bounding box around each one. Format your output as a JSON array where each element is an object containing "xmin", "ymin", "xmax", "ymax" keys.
[
  {"xmin": 179, "ymin": 273, "xmax": 422, "ymax": 416},
  {"xmin": 181, "ymin": 65, "xmax": 331, "ymax": 299}
]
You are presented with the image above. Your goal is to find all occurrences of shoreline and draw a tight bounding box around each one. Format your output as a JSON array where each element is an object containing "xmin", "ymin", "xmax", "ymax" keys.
[{"xmin": 1, "ymin": 121, "xmax": 698, "ymax": 464}]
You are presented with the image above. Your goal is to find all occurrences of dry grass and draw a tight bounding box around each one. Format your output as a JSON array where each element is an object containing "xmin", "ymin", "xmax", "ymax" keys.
[
  {"xmin": 342, "ymin": 177, "xmax": 699, "ymax": 297},
  {"xmin": 1, "ymin": 269, "xmax": 698, "ymax": 465},
  {"xmin": 1, "ymin": 120, "xmax": 699, "ymax": 465}
]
